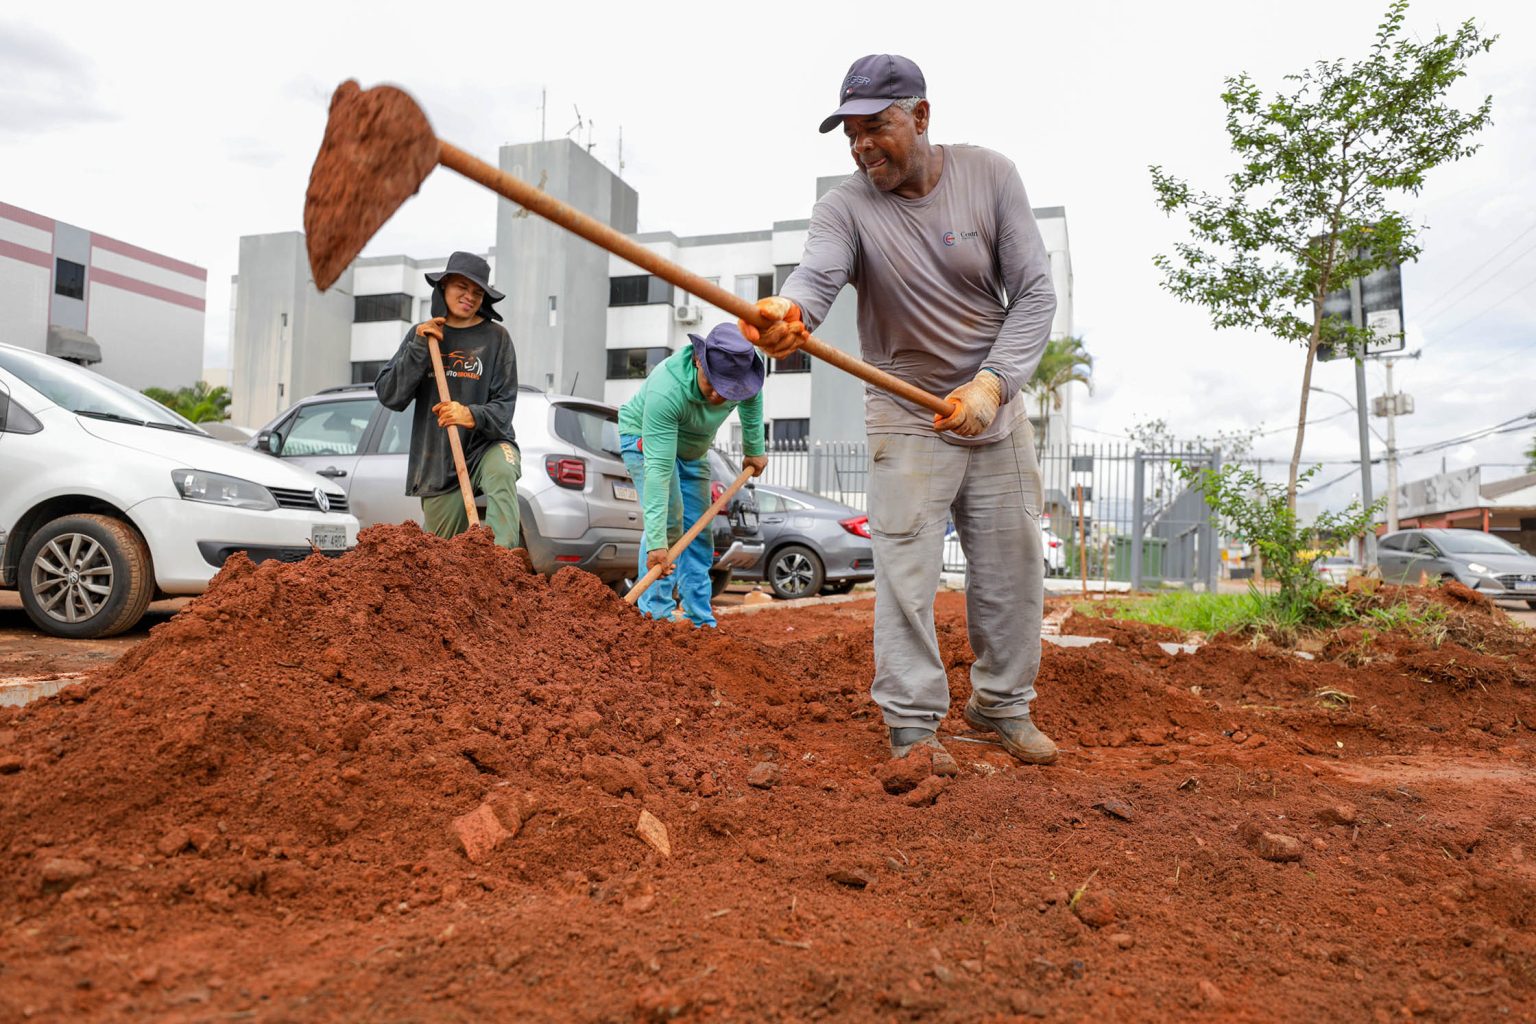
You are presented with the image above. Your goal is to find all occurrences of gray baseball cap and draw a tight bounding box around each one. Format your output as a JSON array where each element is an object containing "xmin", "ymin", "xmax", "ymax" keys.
[{"xmin": 819, "ymin": 54, "xmax": 927, "ymax": 134}]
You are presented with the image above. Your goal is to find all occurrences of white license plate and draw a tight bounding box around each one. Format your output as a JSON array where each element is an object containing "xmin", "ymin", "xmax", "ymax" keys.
[
  {"xmin": 1515, "ymin": 580, "xmax": 1536, "ymax": 592},
  {"xmin": 613, "ymin": 482, "xmax": 638, "ymax": 502},
  {"xmin": 312, "ymin": 525, "xmax": 347, "ymax": 550}
]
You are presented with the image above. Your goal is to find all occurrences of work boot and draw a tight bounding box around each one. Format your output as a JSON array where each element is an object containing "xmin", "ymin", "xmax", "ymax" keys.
[
  {"xmin": 963, "ymin": 696, "xmax": 1058, "ymax": 765},
  {"xmin": 888, "ymin": 727, "xmax": 959, "ymax": 777}
]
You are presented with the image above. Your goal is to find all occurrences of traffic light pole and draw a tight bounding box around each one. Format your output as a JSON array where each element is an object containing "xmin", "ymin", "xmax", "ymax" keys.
[{"xmin": 1385, "ymin": 357, "xmax": 1399, "ymax": 534}]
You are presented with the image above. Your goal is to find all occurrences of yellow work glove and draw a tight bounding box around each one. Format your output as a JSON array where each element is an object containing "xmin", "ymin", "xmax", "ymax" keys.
[
  {"xmin": 738, "ymin": 297, "xmax": 808, "ymax": 360},
  {"xmin": 741, "ymin": 455, "xmax": 768, "ymax": 477},
  {"xmin": 932, "ymin": 370, "xmax": 1004, "ymax": 438},
  {"xmin": 433, "ymin": 401, "xmax": 476, "ymax": 430}
]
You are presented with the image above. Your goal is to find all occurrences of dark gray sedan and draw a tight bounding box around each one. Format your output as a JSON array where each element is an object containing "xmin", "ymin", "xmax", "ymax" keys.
[
  {"xmin": 1377, "ymin": 528, "xmax": 1536, "ymax": 606},
  {"xmin": 729, "ymin": 485, "xmax": 875, "ymax": 599}
]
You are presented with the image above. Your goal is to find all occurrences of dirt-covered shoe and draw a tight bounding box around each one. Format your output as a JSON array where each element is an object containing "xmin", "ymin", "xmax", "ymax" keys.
[
  {"xmin": 888, "ymin": 727, "xmax": 960, "ymax": 777},
  {"xmin": 962, "ymin": 697, "xmax": 1058, "ymax": 765}
]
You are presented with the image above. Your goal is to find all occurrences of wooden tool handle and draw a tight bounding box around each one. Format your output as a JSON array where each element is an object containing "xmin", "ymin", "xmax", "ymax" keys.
[
  {"xmin": 426, "ymin": 334, "xmax": 480, "ymax": 528},
  {"xmin": 436, "ymin": 142, "xmax": 955, "ymax": 419},
  {"xmin": 624, "ymin": 467, "xmax": 755, "ymax": 605}
]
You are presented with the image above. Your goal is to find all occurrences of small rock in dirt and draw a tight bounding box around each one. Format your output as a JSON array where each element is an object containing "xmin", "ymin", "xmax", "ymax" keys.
[
  {"xmin": 1230, "ymin": 731, "xmax": 1249, "ymax": 744},
  {"xmin": 1256, "ymin": 832, "xmax": 1304, "ymax": 863},
  {"xmin": 1094, "ymin": 799, "xmax": 1135, "ymax": 821},
  {"xmin": 1312, "ymin": 837, "xmax": 1328, "ymax": 852},
  {"xmin": 1197, "ymin": 979, "xmax": 1224, "ymax": 1005},
  {"xmin": 451, "ymin": 803, "xmax": 511, "ymax": 865},
  {"xmin": 1044, "ymin": 888, "xmax": 1070, "ymax": 906},
  {"xmin": 1241, "ymin": 733, "xmax": 1268, "ymax": 750},
  {"xmin": 875, "ymin": 748, "xmax": 933, "ymax": 795},
  {"xmin": 828, "ymin": 868, "xmax": 875, "ymax": 889},
  {"xmin": 1072, "ymin": 889, "xmax": 1116, "ymax": 928},
  {"xmin": 1318, "ymin": 803, "xmax": 1359, "ymax": 826},
  {"xmin": 0, "ymin": 755, "xmax": 23, "ymax": 774},
  {"xmin": 697, "ymin": 773, "xmax": 719, "ymax": 798},
  {"xmin": 747, "ymin": 762, "xmax": 782, "ymax": 790},
  {"xmin": 39, "ymin": 857, "xmax": 95, "ymax": 892},
  {"xmin": 580, "ymin": 754, "xmax": 647, "ymax": 797},
  {"xmin": 570, "ymin": 710, "xmax": 602, "ymax": 737},
  {"xmin": 155, "ymin": 828, "xmax": 191, "ymax": 857},
  {"xmin": 636, "ymin": 810, "xmax": 671, "ymax": 858},
  {"xmin": 901, "ymin": 775, "xmax": 950, "ymax": 807},
  {"xmin": 1108, "ymin": 932, "xmax": 1135, "ymax": 950},
  {"xmin": 1132, "ymin": 727, "xmax": 1165, "ymax": 746}
]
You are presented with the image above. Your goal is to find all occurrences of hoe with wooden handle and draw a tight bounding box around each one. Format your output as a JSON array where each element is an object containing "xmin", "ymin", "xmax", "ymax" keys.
[
  {"xmin": 302, "ymin": 80, "xmax": 957, "ymax": 421},
  {"xmin": 623, "ymin": 467, "xmax": 754, "ymax": 605}
]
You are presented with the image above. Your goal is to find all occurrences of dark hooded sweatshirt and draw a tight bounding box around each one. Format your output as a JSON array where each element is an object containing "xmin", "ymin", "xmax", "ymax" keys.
[{"xmin": 375, "ymin": 319, "xmax": 519, "ymax": 497}]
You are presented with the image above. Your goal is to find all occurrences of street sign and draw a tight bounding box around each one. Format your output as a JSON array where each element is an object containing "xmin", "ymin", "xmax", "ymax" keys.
[{"xmin": 1318, "ymin": 258, "xmax": 1405, "ymax": 361}]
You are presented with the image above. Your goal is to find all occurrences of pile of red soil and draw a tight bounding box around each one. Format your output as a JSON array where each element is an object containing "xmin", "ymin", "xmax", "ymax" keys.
[{"xmin": 2, "ymin": 526, "xmax": 1534, "ymax": 1021}]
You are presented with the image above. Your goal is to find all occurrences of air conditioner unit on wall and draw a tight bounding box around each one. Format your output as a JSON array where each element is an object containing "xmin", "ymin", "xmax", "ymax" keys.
[{"xmin": 674, "ymin": 304, "xmax": 702, "ymax": 324}]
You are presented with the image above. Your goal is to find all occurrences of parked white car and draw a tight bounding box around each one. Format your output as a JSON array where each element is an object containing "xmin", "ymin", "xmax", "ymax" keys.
[{"xmin": 0, "ymin": 343, "xmax": 359, "ymax": 638}]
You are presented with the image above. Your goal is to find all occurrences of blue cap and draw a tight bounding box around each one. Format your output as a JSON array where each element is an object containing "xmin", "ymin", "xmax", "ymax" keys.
[
  {"xmin": 688, "ymin": 323, "xmax": 766, "ymax": 403},
  {"xmin": 819, "ymin": 54, "xmax": 927, "ymax": 134}
]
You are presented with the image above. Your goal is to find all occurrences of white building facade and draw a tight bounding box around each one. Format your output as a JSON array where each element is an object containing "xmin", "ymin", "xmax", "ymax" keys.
[
  {"xmin": 1, "ymin": 200, "xmax": 206, "ymax": 390},
  {"xmin": 229, "ymin": 141, "xmax": 1074, "ymax": 445}
]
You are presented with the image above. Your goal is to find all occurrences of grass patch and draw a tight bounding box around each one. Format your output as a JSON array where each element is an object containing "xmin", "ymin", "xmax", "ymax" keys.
[
  {"xmin": 1076, "ymin": 587, "xmax": 1450, "ymax": 643},
  {"xmin": 1074, "ymin": 591, "xmax": 1282, "ymax": 635}
]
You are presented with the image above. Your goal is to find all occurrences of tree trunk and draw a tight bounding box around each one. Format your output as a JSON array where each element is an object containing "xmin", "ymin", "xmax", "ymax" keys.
[{"xmin": 1286, "ymin": 311, "xmax": 1326, "ymax": 510}]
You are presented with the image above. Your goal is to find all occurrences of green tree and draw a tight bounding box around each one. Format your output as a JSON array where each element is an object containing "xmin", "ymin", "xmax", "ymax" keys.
[
  {"xmin": 1526, "ymin": 434, "xmax": 1536, "ymax": 473},
  {"xmin": 1151, "ymin": 1, "xmax": 1494, "ymax": 509},
  {"xmin": 1027, "ymin": 335, "xmax": 1093, "ymax": 455},
  {"xmin": 142, "ymin": 381, "xmax": 232, "ymax": 423}
]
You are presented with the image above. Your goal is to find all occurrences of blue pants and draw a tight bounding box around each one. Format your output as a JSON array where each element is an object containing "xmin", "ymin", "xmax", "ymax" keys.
[{"xmin": 620, "ymin": 434, "xmax": 717, "ymax": 628}]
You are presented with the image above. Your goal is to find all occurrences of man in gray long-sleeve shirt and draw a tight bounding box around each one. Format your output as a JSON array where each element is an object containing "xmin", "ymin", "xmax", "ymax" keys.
[{"xmin": 743, "ymin": 54, "xmax": 1059, "ymax": 770}]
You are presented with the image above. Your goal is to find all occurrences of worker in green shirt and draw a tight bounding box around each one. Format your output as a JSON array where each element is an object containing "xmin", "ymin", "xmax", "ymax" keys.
[{"xmin": 618, "ymin": 323, "xmax": 768, "ymax": 627}]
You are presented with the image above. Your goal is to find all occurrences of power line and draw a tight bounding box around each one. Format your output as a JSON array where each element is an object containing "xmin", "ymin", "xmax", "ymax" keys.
[
  {"xmin": 1415, "ymin": 221, "xmax": 1536, "ymax": 322},
  {"xmin": 1418, "ymin": 264, "xmax": 1536, "ymax": 350}
]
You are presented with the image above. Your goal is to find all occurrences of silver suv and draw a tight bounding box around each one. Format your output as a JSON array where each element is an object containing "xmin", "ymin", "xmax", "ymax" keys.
[{"xmin": 249, "ymin": 385, "xmax": 641, "ymax": 587}]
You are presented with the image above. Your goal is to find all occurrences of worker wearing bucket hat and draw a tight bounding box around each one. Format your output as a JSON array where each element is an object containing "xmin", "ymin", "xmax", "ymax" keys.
[
  {"xmin": 376, "ymin": 251, "xmax": 522, "ymax": 547},
  {"xmin": 618, "ymin": 323, "xmax": 768, "ymax": 627}
]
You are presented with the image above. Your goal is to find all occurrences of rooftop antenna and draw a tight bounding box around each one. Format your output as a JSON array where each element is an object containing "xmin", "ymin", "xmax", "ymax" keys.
[
  {"xmin": 618, "ymin": 125, "xmax": 625, "ymax": 178},
  {"xmin": 538, "ymin": 86, "xmax": 546, "ymax": 141},
  {"xmin": 565, "ymin": 104, "xmax": 585, "ymax": 141}
]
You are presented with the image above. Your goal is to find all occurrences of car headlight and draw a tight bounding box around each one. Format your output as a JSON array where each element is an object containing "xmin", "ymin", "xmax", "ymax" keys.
[
  {"xmin": 1466, "ymin": 562, "xmax": 1492, "ymax": 576},
  {"xmin": 172, "ymin": 469, "xmax": 278, "ymax": 511}
]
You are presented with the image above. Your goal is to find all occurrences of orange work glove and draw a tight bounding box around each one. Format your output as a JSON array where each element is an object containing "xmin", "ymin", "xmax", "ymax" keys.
[
  {"xmin": 414, "ymin": 317, "xmax": 446, "ymax": 346},
  {"xmin": 741, "ymin": 454, "xmax": 768, "ymax": 477},
  {"xmin": 433, "ymin": 401, "xmax": 476, "ymax": 430},
  {"xmin": 932, "ymin": 370, "xmax": 1004, "ymax": 438},
  {"xmin": 646, "ymin": 548, "xmax": 675, "ymax": 578},
  {"xmin": 738, "ymin": 297, "xmax": 808, "ymax": 360}
]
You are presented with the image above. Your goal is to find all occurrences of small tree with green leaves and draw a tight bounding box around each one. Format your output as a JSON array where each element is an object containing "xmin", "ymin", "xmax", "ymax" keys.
[
  {"xmin": 142, "ymin": 382, "xmax": 232, "ymax": 423},
  {"xmin": 1151, "ymin": 1, "xmax": 1495, "ymax": 509},
  {"xmin": 1183, "ymin": 462, "xmax": 1382, "ymax": 619},
  {"xmin": 1027, "ymin": 335, "xmax": 1093, "ymax": 456}
]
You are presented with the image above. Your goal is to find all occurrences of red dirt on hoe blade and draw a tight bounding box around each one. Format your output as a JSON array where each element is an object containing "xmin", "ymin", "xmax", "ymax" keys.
[{"xmin": 1, "ymin": 522, "xmax": 1533, "ymax": 1020}]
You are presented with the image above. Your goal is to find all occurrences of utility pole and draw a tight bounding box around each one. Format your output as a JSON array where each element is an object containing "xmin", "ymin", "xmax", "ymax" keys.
[
  {"xmin": 1376, "ymin": 350, "xmax": 1419, "ymax": 533},
  {"xmin": 1350, "ymin": 277, "xmax": 1378, "ymax": 568}
]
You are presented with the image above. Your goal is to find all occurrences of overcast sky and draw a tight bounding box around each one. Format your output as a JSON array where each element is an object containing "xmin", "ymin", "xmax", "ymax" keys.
[{"xmin": 4, "ymin": 0, "xmax": 1532, "ymax": 508}]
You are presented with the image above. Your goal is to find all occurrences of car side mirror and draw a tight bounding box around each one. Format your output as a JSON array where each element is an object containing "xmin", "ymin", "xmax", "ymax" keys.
[{"xmin": 256, "ymin": 430, "xmax": 281, "ymax": 455}]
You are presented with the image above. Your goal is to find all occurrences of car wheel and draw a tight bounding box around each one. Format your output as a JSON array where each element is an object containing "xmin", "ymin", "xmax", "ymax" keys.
[
  {"xmin": 19, "ymin": 514, "xmax": 155, "ymax": 639},
  {"xmin": 767, "ymin": 545, "xmax": 824, "ymax": 600},
  {"xmin": 823, "ymin": 580, "xmax": 856, "ymax": 596},
  {"xmin": 710, "ymin": 568, "xmax": 731, "ymax": 599}
]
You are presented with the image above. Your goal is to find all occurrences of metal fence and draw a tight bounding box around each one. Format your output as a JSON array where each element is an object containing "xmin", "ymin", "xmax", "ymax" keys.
[{"xmin": 718, "ymin": 438, "xmax": 1223, "ymax": 590}]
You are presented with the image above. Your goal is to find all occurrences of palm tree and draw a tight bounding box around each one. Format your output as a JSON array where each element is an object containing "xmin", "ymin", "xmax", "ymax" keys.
[
  {"xmin": 1026, "ymin": 336, "xmax": 1093, "ymax": 456},
  {"xmin": 142, "ymin": 382, "xmax": 232, "ymax": 423}
]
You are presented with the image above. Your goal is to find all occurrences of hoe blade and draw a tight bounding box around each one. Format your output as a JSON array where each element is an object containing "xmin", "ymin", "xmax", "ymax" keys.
[{"xmin": 304, "ymin": 80, "xmax": 438, "ymax": 291}]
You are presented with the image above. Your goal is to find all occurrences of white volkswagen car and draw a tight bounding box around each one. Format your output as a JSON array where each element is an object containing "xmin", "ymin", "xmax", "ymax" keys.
[{"xmin": 0, "ymin": 343, "xmax": 359, "ymax": 638}]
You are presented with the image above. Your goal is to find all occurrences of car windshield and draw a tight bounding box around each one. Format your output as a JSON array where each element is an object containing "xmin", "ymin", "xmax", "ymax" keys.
[
  {"xmin": 0, "ymin": 346, "xmax": 204, "ymax": 433},
  {"xmin": 552, "ymin": 402, "xmax": 621, "ymax": 459},
  {"xmin": 1435, "ymin": 532, "xmax": 1527, "ymax": 556}
]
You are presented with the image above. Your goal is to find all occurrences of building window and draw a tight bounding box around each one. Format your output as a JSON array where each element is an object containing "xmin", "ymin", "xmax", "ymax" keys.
[
  {"xmin": 732, "ymin": 274, "xmax": 776, "ymax": 303},
  {"xmin": 351, "ymin": 360, "xmax": 387, "ymax": 384},
  {"xmin": 607, "ymin": 347, "xmax": 670, "ymax": 379},
  {"xmin": 354, "ymin": 293, "xmax": 413, "ymax": 323},
  {"xmin": 774, "ymin": 264, "xmax": 798, "ymax": 292},
  {"xmin": 55, "ymin": 259, "xmax": 85, "ymax": 300},
  {"xmin": 771, "ymin": 418, "xmax": 810, "ymax": 444},
  {"xmin": 609, "ymin": 275, "xmax": 672, "ymax": 307},
  {"xmin": 772, "ymin": 351, "xmax": 811, "ymax": 374}
]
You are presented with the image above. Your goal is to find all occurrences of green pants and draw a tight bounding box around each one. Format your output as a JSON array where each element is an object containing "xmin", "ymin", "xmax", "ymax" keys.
[{"xmin": 421, "ymin": 441, "xmax": 522, "ymax": 548}]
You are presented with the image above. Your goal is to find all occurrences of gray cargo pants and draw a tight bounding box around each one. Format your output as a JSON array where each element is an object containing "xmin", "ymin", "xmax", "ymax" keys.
[{"xmin": 868, "ymin": 421, "xmax": 1045, "ymax": 730}]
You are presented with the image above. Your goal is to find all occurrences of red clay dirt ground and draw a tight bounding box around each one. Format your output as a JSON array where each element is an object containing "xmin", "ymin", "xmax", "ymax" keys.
[{"xmin": 1, "ymin": 523, "xmax": 1533, "ymax": 1023}]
